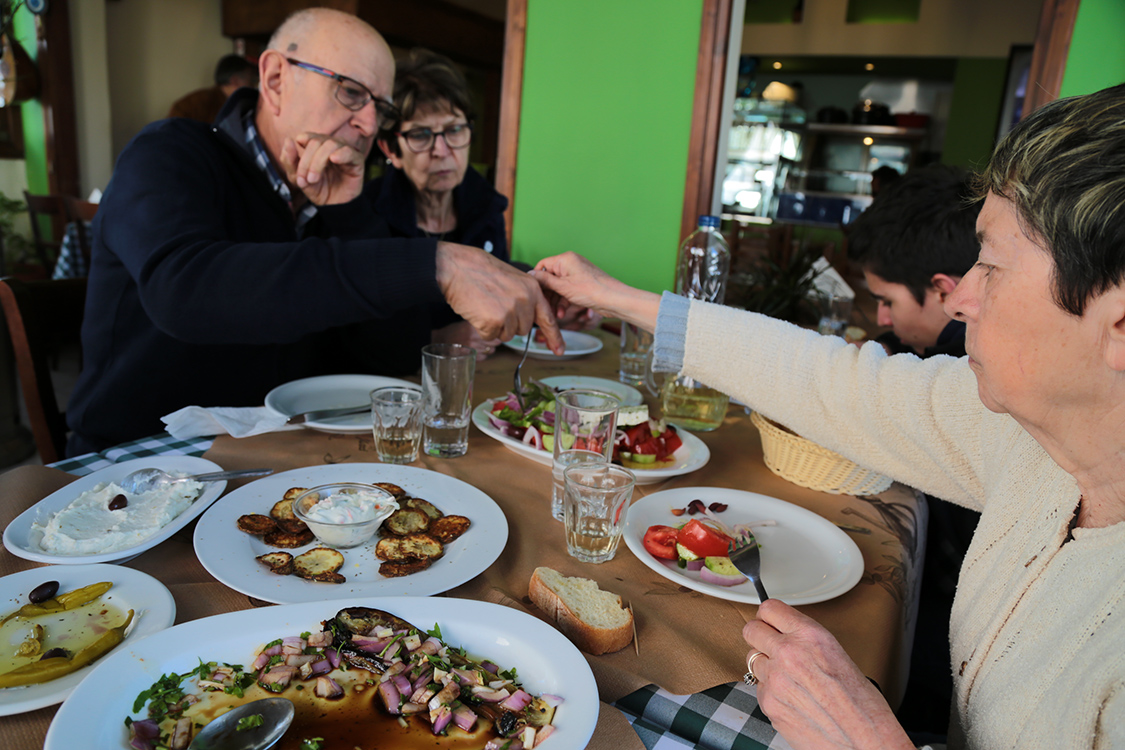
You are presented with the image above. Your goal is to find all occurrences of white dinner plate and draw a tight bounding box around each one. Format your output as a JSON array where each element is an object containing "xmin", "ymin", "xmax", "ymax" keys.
[
  {"xmin": 0, "ymin": 564, "xmax": 175, "ymax": 716},
  {"xmin": 622, "ymin": 487, "xmax": 864, "ymax": 605},
  {"xmin": 46, "ymin": 596, "xmax": 598, "ymax": 750},
  {"xmin": 504, "ymin": 330, "xmax": 603, "ymax": 360},
  {"xmin": 472, "ymin": 399, "xmax": 710, "ymax": 485},
  {"xmin": 193, "ymin": 464, "xmax": 508, "ymax": 604},
  {"xmin": 539, "ymin": 376, "xmax": 643, "ymax": 406},
  {"xmin": 3, "ymin": 456, "xmax": 226, "ymax": 565},
  {"xmin": 264, "ymin": 374, "xmax": 417, "ymax": 433}
]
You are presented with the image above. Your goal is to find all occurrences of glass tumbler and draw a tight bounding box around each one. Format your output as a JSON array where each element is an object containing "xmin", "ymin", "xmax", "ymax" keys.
[
  {"xmin": 370, "ymin": 386, "xmax": 423, "ymax": 464},
  {"xmin": 563, "ymin": 462, "xmax": 636, "ymax": 563},
  {"xmin": 551, "ymin": 389, "xmax": 620, "ymax": 520}
]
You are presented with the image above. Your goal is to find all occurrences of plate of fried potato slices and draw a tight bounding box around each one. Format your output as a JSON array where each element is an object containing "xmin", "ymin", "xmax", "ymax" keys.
[{"xmin": 193, "ymin": 464, "xmax": 507, "ymax": 604}]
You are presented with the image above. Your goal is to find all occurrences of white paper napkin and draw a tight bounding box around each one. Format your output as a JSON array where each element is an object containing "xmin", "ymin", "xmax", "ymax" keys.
[{"xmin": 161, "ymin": 406, "xmax": 298, "ymax": 439}]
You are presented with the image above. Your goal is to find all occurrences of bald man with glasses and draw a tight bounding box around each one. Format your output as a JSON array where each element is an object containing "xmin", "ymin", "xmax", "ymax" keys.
[{"xmin": 67, "ymin": 8, "xmax": 561, "ymax": 455}]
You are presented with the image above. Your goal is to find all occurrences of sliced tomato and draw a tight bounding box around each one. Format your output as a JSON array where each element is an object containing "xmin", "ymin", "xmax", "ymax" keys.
[
  {"xmin": 662, "ymin": 428, "xmax": 683, "ymax": 455},
  {"xmin": 623, "ymin": 423, "xmax": 651, "ymax": 447},
  {"xmin": 633, "ymin": 437, "xmax": 659, "ymax": 455},
  {"xmin": 677, "ymin": 519, "xmax": 732, "ymax": 558},
  {"xmin": 643, "ymin": 525, "xmax": 679, "ymax": 560},
  {"xmin": 574, "ymin": 436, "xmax": 605, "ymax": 453}
]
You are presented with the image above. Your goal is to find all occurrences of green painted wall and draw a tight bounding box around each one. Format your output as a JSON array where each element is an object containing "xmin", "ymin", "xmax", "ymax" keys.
[
  {"xmin": 941, "ymin": 57, "xmax": 1008, "ymax": 170},
  {"xmin": 14, "ymin": 7, "xmax": 47, "ymax": 197},
  {"xmin": 1059, "ymin": 0, "xmax": 1125, "ymax": 98},
  {"xmin": 511, "ymin": 0, "xmax": 702, "ymax": 293}
]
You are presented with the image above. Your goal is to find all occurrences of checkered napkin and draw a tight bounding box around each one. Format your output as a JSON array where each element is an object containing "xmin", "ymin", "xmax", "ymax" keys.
[{"xmin": 161, "ymin": 405, "xmax": 298, "ymax": 439}]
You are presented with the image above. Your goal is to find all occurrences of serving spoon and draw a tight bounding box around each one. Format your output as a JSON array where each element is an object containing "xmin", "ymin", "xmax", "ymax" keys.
[
  {"xmin": 187, "ymin": 697, "xmax": 294, "ymax": 750},
  {"xmin": 119, "ymin": 468, "xmax": 274, "ymax": 495}
]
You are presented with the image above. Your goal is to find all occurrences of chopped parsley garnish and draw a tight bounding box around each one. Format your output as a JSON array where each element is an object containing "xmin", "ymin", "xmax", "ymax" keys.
[
  {"xmin": 426, "ymin": 623, "xmax": 443, "ymax": 640},
  {"xmin": 236, "ymin": 714, "xmax": 264, "ymax": 731},
  {"xmin": 299, "ymin": 738, "xmax": 325, "ymax": 750}
]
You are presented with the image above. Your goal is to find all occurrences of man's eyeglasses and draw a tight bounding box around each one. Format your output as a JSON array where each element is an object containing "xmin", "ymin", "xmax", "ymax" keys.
[
  {"xmin": 398, "ymin": 123, "xmax": 473, "ymax": 153},
  {"xmin": 286, "ymin": 58, "xmax": 400, "ymax": 125}
]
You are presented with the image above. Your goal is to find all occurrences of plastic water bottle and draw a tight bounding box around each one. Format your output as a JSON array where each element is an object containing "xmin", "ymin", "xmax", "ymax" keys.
[
  {"xmin": 661, "ymin": 215, "xmax": 731, "ymax": 431},
  {"xmin": 674, "ymin": 215, "xmax": 730, "ymax": 304}
]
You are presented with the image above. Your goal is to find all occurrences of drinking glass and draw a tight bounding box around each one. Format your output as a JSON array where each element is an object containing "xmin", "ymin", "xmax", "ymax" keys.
[
  {"xmin": 618, "ymin": 322, "xmax": 653, "ymax": 386},
  {"xmin": 817, "ymin": 288, "xmax": 853, "ymax": 338},
  {"xmin": 421, "ymin": 343, "xmax": 475, "ymax": 458},
  {"xmin": 562, "ymin": 463, "xmax": 636, "ymax": 563},
  {"xmin": 370, "ymin": 386, "xmax": 423, "ymax": 464},
  {"xmin": 551, "ymin": 389, "xmax": 620, "ymax": 520}
]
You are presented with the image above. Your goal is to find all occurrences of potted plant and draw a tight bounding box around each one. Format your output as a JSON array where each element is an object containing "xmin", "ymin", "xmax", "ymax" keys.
[
  {"xmin": 0, "ymin": 190, "xmax": 37, "ymax": 277},
  {"xmin": 726, "ymin": 239, "xmax": 826, "ymax": 326}
]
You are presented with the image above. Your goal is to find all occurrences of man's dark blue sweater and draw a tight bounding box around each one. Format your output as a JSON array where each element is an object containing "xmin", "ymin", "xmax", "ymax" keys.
[{"xmin": 66, "ymin": 91, "xmax": 445, "ymax": 454}]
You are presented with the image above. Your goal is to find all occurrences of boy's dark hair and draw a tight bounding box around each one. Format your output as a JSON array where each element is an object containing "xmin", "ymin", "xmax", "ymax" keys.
[
  {"xmin": 214, "ymin": 54, "xmax": 256, "ymax": 86},
  {"xmin": 847, "ymin": 164, "xmax": 981, "ymax": 305}
]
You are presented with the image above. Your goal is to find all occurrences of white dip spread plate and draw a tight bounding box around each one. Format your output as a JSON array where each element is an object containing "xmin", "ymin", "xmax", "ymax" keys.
[
  {"xmin": 46, "ymin": 596, "xmax": 597, "ymax": 750},
  {"xmin": 0, "ymin": 563, "xmax": 175, "ymax": 716},
  {"xmin": 193, "ymin": 464, "xmax": 508, "ymax": 604},
  {"xmin": 3, "ymin": 456, "xmax": 226, "ymax": 565}
]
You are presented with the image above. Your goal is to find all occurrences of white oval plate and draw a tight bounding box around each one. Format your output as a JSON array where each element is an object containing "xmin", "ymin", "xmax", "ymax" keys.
[
  {"xmin": 46, "ymin": 596, "xmax": 598, "ymax": 750},
  {"xmin": 539, "ymin": 376, "xmax": 643, "ymax": 406},
  {"xmin": 503, "ymin": 330, "xmax": 602, "ymax": 360},
  {"xmin": 622, "ymin": 487, "xmax": 863, "ymax": 605},
  {"xmin": 193, "ymin": 464, "xmax": 508, "ymax": 604},
  {"xmin": 472, "ymin": 399, "xmax": 710, "ymax": 485},
  {"xmin": 3, "ymin": 456, "xmax": 226, "ymax": 565},
  {"xmin": 265, "ymin": 374, "xmax": 417, "ymax": 433},
  {"xmin": 0, "ymin": 564, "xmax": 175, "ymax": 716}
]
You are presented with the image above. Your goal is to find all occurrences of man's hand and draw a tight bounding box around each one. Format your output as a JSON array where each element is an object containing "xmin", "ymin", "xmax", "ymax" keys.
[
  {"xmin": 741, "ymin": 600, "xmax": 915, "ymax": 750},
  {"xmin": 279, "ymin": 132, "xmax": 366, "ymax": 206},
  {"xmin": 436, "ymin": 243, "xmax": 564, "ymax": 354}
]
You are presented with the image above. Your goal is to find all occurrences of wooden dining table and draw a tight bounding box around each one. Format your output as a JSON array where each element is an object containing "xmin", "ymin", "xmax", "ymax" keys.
[{"xmin": 0, "ymin": 328, "xmax": 926, "ymax": 750}]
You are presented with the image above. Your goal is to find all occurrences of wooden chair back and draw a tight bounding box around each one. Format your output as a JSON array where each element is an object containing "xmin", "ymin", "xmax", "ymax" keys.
[
  {"xmin": 0, "ymin": 276, "xmax": 87, "ymax": 463},
  {"xmin": 22, "ymin": 191, "xmax": 67, "ymax": 274},
  {"xmin": 64, "ymin": 197, "xmax": 99, "ymax": 262}
]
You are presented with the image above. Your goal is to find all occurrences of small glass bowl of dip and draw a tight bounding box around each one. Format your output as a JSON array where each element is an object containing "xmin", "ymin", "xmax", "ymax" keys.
[{"xmin": 291, "ymin": 483, "xmax": 399, "ymax": 548}]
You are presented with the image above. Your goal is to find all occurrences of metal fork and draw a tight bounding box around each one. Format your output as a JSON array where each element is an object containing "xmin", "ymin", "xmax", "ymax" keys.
[
  {"xmin": 513, "ymin": 328, "xmax": 534, "ymax": 410},
  {"xmin": 729, "ymin": 532, "xmax": 770, "ymax": 603}
]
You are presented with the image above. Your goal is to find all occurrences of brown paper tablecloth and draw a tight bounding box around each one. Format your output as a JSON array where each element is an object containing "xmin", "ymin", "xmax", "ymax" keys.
[{"xmin": 0, "ymin": 329, "xmax": 922, "ymax": 750}]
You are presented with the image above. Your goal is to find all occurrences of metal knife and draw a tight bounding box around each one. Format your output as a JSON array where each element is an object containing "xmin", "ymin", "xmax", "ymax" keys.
[{"xmin": 286, "ymin": 404, "xmax": 370, "ymax": 425}]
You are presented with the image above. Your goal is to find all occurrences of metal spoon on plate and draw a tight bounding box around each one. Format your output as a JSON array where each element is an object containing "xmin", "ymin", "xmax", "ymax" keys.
[
  {"xmin": 187, "ymin": 697, "xmax": 294, "ymax": 750},
  {"xmin": 119, "ymin": 468, "xmax": 274, "ymax": 495}
]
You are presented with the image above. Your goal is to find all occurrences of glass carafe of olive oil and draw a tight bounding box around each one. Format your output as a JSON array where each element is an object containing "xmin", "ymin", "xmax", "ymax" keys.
[{"xmin": 651, "ymin": 216, "xmax": 731, "ymax": 432}]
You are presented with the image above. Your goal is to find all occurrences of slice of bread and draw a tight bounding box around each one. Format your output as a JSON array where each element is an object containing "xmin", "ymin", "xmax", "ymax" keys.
[{"xmin": 528, "ymin": 567, "xmax": 634, "ymax": 655}]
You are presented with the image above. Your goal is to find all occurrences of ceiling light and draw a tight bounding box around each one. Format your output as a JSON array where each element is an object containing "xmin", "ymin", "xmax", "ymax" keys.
[
  {"xmin": 863, "ymin": 137, "xmax": 874, "ymax": 146},
  {"xmin": 865, "ymin": 63, "xmax": 875, "ymax": 71},
  {"xmin": 772, "ymin": 61, "xmax": 782, "ymax": 70}
]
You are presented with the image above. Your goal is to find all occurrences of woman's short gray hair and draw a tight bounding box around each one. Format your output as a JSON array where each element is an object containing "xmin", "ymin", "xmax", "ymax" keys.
[{"xmin": 979, "ymin": 82, "xmax": 1125, "ymax": 316}]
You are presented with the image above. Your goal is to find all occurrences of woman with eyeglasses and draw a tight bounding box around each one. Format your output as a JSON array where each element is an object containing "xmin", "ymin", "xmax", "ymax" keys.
[{"xmin": 361, "ymin": 48, "xmax": 511, "ymax": 360}]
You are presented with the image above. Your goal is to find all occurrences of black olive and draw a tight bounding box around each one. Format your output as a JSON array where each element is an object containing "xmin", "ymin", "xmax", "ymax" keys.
[
  {"xmin": 41, "ymin": 647, "xmax": 69, "ymax": 660},
  {"xmin": 108, "ymin": 494, "xmax": 128, "ymax": 510},
  {"xmin": 28, "ymin": 580, "xmax": 59, "ymax": 604}
]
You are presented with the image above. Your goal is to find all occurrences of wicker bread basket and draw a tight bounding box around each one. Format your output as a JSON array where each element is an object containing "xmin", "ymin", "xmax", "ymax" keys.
[{"xmin": 750, "ymin": 410, "xmax": 892, "ymax": 496}]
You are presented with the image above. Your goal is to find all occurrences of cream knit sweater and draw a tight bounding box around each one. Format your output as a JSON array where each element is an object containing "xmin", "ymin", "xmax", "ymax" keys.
[{"xmin": 664, "ymin": 297, "xmax": 1125, "ymax": 750}]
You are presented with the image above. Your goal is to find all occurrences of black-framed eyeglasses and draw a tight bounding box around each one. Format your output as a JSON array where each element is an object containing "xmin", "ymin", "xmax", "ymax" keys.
[
  {"xmin": 286, "ymin": 57, "xmax": 400, "ymax": 125},
  {"xmin": 397, "ymin": 123, "xmax": 473, "ymax": 153}
]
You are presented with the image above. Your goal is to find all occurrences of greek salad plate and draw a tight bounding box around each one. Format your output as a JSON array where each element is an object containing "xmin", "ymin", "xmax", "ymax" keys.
[
  {"xmin": 503, "ymin": 330, "xmax": 602, "ymax": 360},
  {"xmin": 265, "ymin": 374, "xmax": 417, "ymax": 433},
  {"xmin": 622, "ymin": 487, "xmax": 863, "ymax": 605},
  {"xmin": 3, "ymin": 456, "xmax": 226, "ymax": 566},
  {"xmin": 0, "ymin": 564, "xmax": 175, "ymax": 716},
  {"xmin": 46, "ymin": 596, "xmax": 598, "ymax": 750},
  {"xmin": 193, "ymin": 464, "xmax": 508, "ymax": 604},
  {"xmin": 471, "ymin": 399, "xmax": 710, "ymax": 485}
]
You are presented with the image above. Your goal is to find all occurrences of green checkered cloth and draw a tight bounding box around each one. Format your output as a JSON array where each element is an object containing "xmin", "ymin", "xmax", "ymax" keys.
[
  {"xmin": 50, "ymin": 433, "xmax": 792, "ymax": 750},
  {"xmin": 614, "ymin": 682, "xmax": 792, "ymax": 750},
  {"xmin": 49, "ymin": 432, "xmax": 215, "ymax": 475}
]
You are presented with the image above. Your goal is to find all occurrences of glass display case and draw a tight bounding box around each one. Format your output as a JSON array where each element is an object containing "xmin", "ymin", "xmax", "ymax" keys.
[
  {"xmin": 721, "ymin": 98, "xmax": 806, "ymax": 218},
  {"xmin": 771, "ymin": 123, "xmax": 926, "ymax": 226}
]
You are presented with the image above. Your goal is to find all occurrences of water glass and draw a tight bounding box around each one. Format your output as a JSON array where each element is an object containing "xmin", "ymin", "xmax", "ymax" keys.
[
  {"xmin": 551, "ymin": 389, "xmax": 620, "ymax": 520},
  {"xmin": 370, "ymin": 386, "xmax": 423, "ymax": 464},
  {"xmin": 421, "ymin": 343, "xmax": 475, "ymax": 458},
  {"xmin": 618, "ymin": 322, "xmax": 653, "ymax": 386},
  {"xmin": 563, "ymin": 463, "xmax": 636, "ymax": 563},
  {"xmin": 817, "ymin": 290, "xmax": 853, "ymax": 338},
  {"xmin": 551, "ymin": 449, "xmax": 605, "ymax": 522}
]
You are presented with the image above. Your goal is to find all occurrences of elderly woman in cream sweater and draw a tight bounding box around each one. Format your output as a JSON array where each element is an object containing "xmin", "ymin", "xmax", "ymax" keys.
[{"xmin": 534, "ymin": 83, "xmax": 1125, "ymax": 749}]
